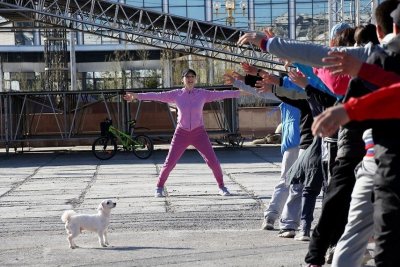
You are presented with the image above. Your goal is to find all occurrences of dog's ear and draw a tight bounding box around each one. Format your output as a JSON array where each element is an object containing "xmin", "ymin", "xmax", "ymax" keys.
[{"xmin": 98, "ymin": 201, "xmax": 105, "ymax": 211}]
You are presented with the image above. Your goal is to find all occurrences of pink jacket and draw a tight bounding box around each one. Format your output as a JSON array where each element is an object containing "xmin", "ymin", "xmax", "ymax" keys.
[
  {"xmin": 137, "ymin": 88, "xmax": 240, "ymax": 131},
  {"xmin": 313, "ymin": 67, "xmax": 350, "ymax": 96}
]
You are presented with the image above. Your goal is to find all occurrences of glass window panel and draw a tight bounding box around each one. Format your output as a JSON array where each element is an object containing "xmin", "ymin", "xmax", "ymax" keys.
[
  {"xmin": 14, "ymin": 22, "xmax": 34, "ymax": 46},
  {"xmin": 144, "ymin": 0, "xmax": 162, "ymax": 7},
  {"xmin": 170, "ymin": 0, "xmax": 187, "ymax": 6},
  {"xmin": 187, "ymin": 7, "xmax": 205, "ymax": 21},
  {"xmin": 84, "ymin": 33, "xmax": 102, "ymax": 44},
  {"xmin": 296, "ymin": 1, "xmax": 328, "ymax": 43},
  {"xmin": 169, "ymin": 7, "xmax": 187, "ymax": 17}
]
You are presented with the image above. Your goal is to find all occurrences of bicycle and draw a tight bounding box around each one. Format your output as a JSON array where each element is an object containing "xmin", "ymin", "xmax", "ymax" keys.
[{"xmin": 92, "ymin": 118, "xmax": 154, "ymax": 160}]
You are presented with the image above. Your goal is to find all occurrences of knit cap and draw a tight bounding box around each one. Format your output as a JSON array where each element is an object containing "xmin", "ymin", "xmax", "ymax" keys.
[{"xmin": 330, "ymin": 22, "xmax": 351, "ymax": 40}]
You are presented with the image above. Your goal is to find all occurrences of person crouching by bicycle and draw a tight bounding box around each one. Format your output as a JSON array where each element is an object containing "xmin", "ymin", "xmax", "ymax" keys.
[{"xmin": 123, "ymin": 68, "xmax": 241, "ymax": 197}]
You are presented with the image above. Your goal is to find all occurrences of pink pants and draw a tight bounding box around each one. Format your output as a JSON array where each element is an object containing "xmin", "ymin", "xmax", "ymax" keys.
[{"xmin": 157, "ymin": 126, "xmax": 224, "ymax": 188}]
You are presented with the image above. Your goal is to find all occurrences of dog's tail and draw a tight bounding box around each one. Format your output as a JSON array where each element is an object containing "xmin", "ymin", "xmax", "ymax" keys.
[{"xmin": 61, "ymin": 210, "xmax": 76, "ymax": 223}]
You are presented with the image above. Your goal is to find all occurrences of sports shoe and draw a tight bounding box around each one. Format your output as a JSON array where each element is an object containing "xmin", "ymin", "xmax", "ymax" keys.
[
  {"xmin": 218, "ymin": 186, "xmax": 231, "ymax": 196},
  {"xmin": 278, "ymin": 229, "xmax": 296, "ymax": 238},
  {"xmin": 294, "ymin": 229, "xmax": 311, "ymax": 241},
  {"xmin": 154, "ymin": 187, "xmax": 164, "ymax": 197},
  {"xmin": 261, "ymin": 217, "xmax": 275, "ymax": 230},
  {"xmin": 325, "ymin": 245, "xmax": 335, "ymax": 264}
]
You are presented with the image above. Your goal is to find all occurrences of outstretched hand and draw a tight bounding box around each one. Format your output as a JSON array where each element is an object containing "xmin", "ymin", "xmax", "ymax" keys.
[
  {"xmin": 240, "ymin": 62, "xmax": 258, "ymax": 75},
  {"xmin": 260, "ymin": 72, "xmax": 280, "ymax": 86},
  {"xmin": 237, "ymin": 31, "xmax": 266, "ymax": 46},
  {"xmin": 223, "ymin": 71, "xmax": 244, "ymax": 85},
  {"xmin": 312, "ymin": 104, "xmax": 350, "ymax": 137},
  {"xmin": 322, "ymin": 51, "xmax": 362, "ymax": 77},
  {"xmin": 288, "ymin": 70, "xmax": 308, "ymax": 89},
  {"xmin": 255, "ymin": 79, "xmax": 273, "ymax": 93},
  {"xmin": 123, "ymin": 92, "xmax": 137, "ymax": 102},
  {"xmin": 262, "ymin": 27, "xmax": 275, "ymax": 39}
]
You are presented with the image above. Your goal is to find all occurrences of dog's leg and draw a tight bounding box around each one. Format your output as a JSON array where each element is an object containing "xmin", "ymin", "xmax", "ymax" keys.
[
  {"xmin": 68, "ymin": 225, "xmax": 80, "ymax": 249},
  {"xmin": 104, "ymin": 231, "xmax": 109, "ymax": 246},
  {"xmin": 98, "ymin": 232, "xmax": 107, "ymax": 247},
  {"xmin": 68, "ymin": 235, "xmax": 78, "ymax": 249}
]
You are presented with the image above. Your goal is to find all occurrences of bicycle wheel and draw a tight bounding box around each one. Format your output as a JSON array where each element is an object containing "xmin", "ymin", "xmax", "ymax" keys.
[
  {"xmin": 132, "ymin": 135, "xmax": 153, "ymax": 159},
  {"xmin": 92, "ymin": 137, "xmax": 117, "ymax": 160}
]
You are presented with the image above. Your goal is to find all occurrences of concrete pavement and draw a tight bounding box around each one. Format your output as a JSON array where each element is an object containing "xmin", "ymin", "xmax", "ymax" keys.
[{"xmin": 0, "ymin": 143, "xmax": 358, "ymax": 266}]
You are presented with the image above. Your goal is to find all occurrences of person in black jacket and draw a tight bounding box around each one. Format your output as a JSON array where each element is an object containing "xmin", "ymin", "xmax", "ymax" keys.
[
  {"xmin": 362, "ymin": 6, "xmax": 400, "ymax": 266},
  {"xmin": 305, "ymin": 0, "xmax": 400, "ymax": 266}
]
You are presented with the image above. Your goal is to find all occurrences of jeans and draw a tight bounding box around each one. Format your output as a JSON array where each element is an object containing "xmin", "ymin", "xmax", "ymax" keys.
[
  {"xmin": 279, "ymin": 149, "xmax": 306, "ymax": 230},
  {"xmin": 264, "ymin": 147, "xmax": 299, "ymax": 221},
  {"xmin": 301, "ymin": 188, "xmax": 320, "ymax": 232}
]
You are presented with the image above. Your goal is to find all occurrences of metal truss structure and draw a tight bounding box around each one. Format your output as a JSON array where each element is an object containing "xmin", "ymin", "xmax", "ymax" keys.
[
  {"xmin": 328, "ymin": 0, "xmax": 377, "ymax": 31},
  {"xmin": 43, "ymin": 27, "xmax": 69, "ymax": 91},
  {"xmin": 0, "ymin": 0, "xmax": 284, "ymax": 71}
]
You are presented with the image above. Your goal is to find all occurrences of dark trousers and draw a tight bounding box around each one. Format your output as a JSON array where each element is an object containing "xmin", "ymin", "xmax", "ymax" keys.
[
  {"xmin": 373, "ymin": 141, "xmax": 400, "ymax": 267},
  {"xmin": 301, "ymin": 188, "xmax": 321, "ymax": 231},
  {"xmin": 305, "ymin": 156, "xmax": 361, "ymax": 265}
]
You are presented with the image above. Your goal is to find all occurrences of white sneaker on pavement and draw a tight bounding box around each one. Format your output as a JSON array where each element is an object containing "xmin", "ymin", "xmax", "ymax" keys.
[
  {"xmin": 218, "ymin": 186, "xmax": 231, "ymax": 196},
  {"xmin": 155, "ymin": 187, "xmax": 164, "ymax": 197}
]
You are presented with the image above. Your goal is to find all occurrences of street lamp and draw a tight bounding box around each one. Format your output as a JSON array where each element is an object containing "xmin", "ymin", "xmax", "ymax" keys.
[{"xmin": 213, "ymin": 1, "xmax": 247, "ymax": 26}]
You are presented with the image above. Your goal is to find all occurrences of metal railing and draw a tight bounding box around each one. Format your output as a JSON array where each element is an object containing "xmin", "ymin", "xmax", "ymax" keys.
[{"xmin": 0, "ymin": 87, "xmax": 238, "ymax": 152}]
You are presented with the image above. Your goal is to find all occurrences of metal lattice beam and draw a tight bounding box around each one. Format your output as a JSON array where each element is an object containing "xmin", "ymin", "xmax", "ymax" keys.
[{"xmin": 0, "ymin": 0, "xmax": 284, "ymax": 71}]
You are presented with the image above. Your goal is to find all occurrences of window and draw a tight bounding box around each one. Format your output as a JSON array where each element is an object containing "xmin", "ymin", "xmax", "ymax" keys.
[{"xmin": 168, "ymin": 0, "xmax": 206, "ymax": 21}]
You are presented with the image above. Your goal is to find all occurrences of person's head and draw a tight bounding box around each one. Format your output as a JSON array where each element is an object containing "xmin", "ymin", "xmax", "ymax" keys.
[
  {"xmin": 374, "ymin": 0, "xmax": 399, "ymax": 41},
  {"xmin": 329, "ymin": 22, "xmax": 351, "ymax": 46},
  {"xmin": 331, "ymin": 27, "xmax": 356, "ymax": 47},
  {"xmin": 390, "ymin": 1, "xmax": 400, "ymax": 34},
  {"xmin": 181, "ymin": 68, "xmax": 197, "ymax": 89},
  {"xmin": 354, "ymin": 24, "xmax": 379, "ymax": 46}
]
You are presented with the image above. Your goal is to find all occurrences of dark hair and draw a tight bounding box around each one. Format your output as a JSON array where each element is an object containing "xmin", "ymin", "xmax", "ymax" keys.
[
  {"xmin": 375, "ymin": 0, "xmax": 399, "ymax": 36},
  {"xmin": 354, "ymin": 24, "xmax": 379, "ymax": 46},
  {"xmin": 331, "ymin": 27, "xmax": 356, "ymax": 46}
]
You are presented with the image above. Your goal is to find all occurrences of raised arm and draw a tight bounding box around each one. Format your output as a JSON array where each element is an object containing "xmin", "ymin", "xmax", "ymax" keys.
[{"xmin": 238, "ymin": 33, "xmax": 374, "ymax": 67}]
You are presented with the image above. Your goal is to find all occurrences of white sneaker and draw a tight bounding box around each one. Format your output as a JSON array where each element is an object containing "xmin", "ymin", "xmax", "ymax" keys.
[
  {"xmin": 261, "ymin": 217, "xmax": 275, "ymax": 230},
  {"xmin": 294, "ymin": 230, "xmax": 311, "ymax": 241},
  {"xmin": 154, "ymin": 187, "xmax": 164, "ymax": 197},
  {"xmin": 278, "ymin": 229, "xmax": 296, "ymax": 238},
  {"xmin": 218, "ymin": 186, "xmax": 231, "ymax": 196}
]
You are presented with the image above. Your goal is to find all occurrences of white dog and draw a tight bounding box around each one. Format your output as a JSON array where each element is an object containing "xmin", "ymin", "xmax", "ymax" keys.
[{"xmin": 61, "ymin": 199, "xmax": 116, "ymax": 249}]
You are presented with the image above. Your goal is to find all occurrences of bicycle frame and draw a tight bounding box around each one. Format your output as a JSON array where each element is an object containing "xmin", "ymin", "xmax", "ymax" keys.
[
  {"xmin": 108, "ymin": 126, "xmax": 135, "ymax": 148},
  {"xmin": 92, "ymin": 119, "xmax": 153, "ymax": 160}
]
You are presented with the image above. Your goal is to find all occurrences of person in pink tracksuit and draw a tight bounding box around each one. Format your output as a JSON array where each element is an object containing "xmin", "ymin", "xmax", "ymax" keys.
[{"xmin": 123, "ymin": 69, "xmax": 241, "ymax": 197}]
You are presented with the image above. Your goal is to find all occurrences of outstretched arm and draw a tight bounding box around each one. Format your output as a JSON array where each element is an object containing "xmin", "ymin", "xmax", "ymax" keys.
[
  {"xmin": 124, "ymin": 90, "xmax": 177, "ymax": 103},
  {"xmin": 312, "ymin": 82, "xmax": 400, "ymax": 137},
  {"xmin": 238, "ymin": 32, "xmax": 372, "ymax": 67},
  {"xmin": 224, "ymin": 73, "xmax": 279, "ymax": 101},
  {"xmin": 323, "ymin": 51, "xmax": 400, "ymax": 87}
]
